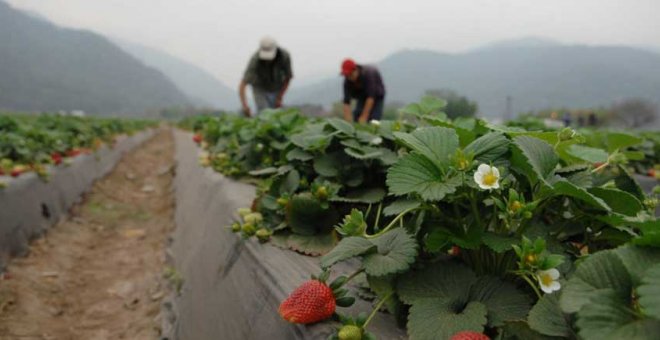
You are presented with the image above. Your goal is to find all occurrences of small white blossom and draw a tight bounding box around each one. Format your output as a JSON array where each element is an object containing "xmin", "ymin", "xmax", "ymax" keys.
[
  {"xmin": 537, "ymin": 268, "xmax": 561, "ymax": 294},
  {"xmin": 370, "ymin": 119, "xmax": 381, "ymax": 126},
  {"xmin": 370, "ymin": 137, "xmax": 383, "ymax": 145},
  {"xmin": 473, "ymin": 164, "xmax": 500, "ymax": 190}
]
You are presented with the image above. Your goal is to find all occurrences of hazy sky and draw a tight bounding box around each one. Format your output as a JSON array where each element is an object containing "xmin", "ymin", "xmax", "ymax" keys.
[{"xmin": 7, "ymin": 0, "xmax": 660, "ymax": 88}]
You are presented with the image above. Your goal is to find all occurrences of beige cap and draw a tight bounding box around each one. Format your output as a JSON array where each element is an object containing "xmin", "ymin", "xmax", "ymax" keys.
[{"xmin": 258, "ymin": 36, "xmax": 277, "ymax": 60}]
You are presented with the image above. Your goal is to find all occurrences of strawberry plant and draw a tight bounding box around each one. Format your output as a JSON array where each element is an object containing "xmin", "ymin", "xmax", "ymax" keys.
[{"xmin": 186, "ymin": 97, "xmax": 660, "ymax": 339}]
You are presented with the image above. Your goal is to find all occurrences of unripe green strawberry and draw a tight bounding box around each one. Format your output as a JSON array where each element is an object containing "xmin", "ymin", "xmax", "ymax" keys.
[
  {"xmin": 450, "ymin": 331, "xmax": 490, "ymax": 340},
  {"xmin": 276, "ymin": 197, "xmax": 289, "ymax": 207},
  {"xmin": 279, "ymin": 280, "xmax": 336, "ymax": 324},
  {"xmin": 315, "ymin": 186, "xmax": 328, "ymax": 200},
  {"xmin": 244, "ymin": 212, "xmax": 263, "ymax": 225},
  {"xmin": 231, "ymin": 222, "xmax": 241, "ymax": 233},
  {"xmin": 242, "ymin": 223, "xmax": 256, "ymax": 236},
  {"xmin": 338, "ymin": 325, "xmax": 362, "ymax": 340},
  {"xmin": 256, "ymin": 228, "xmax": 271, "ymax": 242},
  {"xmin": 237, "ymin": 208, "xmax": 252, "ymax": 217}
]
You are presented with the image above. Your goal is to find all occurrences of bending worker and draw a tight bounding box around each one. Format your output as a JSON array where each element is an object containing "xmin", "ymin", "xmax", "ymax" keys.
[
  {"xmin": 239, "ymin": 36, "xmax": 293, "ymax": 117},
  {"xmin": 340, "ymin": 58, "xmax": 386, "ymax": 123}
]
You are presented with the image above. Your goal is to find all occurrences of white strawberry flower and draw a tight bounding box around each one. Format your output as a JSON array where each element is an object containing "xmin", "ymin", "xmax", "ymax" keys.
[
  {"xmin": 473, "ymin": 164, "xmax": 500, "ymax": 190},
  {"xmin": 536, "ymin": 268, "xmax": 561, "ymax": 294},
  {"xmin": 370, "ymin": 137, "xmax": 383, "ymax": 145},
  {"xmin": 370, "ymin": 119, "xmax": 381, "ymax": 126}
]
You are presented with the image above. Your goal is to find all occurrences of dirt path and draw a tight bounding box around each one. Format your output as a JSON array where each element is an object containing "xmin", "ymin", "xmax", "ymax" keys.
[{"xmin": 0, "ymin": 129, "xmax": 175, "ymax": 340}]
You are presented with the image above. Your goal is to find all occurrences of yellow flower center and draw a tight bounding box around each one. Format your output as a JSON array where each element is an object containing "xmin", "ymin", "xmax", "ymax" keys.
[
  {"xmin": 458, "ymin": 159, "xmax": 469, "ymax": 170},
  {"xmin": 525, "ymin": 254, "xmax": 537, "ymax": 264},
  {"xmin": 510, "ymin": 201, "xmax": 522, "ymax": 213},
  {"xmin": 540, "ymin": 273, "xmax": 554, "ymax": 286},
  {"xmin": 482, "ymin": 172, "xmax": 498, "ymax": 186}
]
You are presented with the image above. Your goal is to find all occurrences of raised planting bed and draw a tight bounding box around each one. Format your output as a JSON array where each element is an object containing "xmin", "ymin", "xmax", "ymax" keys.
[
  {"xmin": 175, "ymin": 101, "xmax": 660, "ymax": 340},
  {"xmin": 0, "ymin": 129, "xmax": 155, "ymax": 270},
  {"xmin": 165, "ymin": 130, "xmax": 406, "ymax": 340}
]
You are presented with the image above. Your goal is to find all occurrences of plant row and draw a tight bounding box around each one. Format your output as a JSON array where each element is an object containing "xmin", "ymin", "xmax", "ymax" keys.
[{"xmin": 0, "ymin": 113, "xmax": 155, "ymax": 182}]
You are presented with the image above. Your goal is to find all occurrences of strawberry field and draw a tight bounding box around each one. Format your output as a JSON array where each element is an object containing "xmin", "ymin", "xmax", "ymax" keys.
[{"xmin": 183, "ymin": 96, "xmax": 660, "ymax": 340}]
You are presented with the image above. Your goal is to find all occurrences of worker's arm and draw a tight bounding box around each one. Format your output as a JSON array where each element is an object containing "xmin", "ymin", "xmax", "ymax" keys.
[
  {"xmin": 275, "ymin": 77, "xmax": 291, "ymax": 108},
  {"xmin": 239, "ymin": 80, "xmax": 251, "ymax": 117},
  {"xmin": 343, "ymin": 103, "xmax": 353, "ymax": 122},
  {"xmin": 357, "ymin": 97, "xmax": 375, "ymax": 123}
]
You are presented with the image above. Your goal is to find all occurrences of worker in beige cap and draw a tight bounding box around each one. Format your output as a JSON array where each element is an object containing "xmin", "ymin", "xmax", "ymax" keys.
[{"xmin": 239, "ymin": 36, "xmax": 293, "ymax": 117}]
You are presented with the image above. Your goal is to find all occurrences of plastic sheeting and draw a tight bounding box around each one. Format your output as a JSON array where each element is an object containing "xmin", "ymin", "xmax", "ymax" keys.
[
  {"xmin": 0, "ymin": 129, "xmax": 155, "ymax": 270},
  {"xmin": 166, "ymin": 130, "xmax": 406, "ymax": 340}
]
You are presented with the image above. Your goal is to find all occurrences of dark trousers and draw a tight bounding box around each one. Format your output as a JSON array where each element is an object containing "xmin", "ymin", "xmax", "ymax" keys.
[{"xmin": 353, "ymin": 97, "xmax": 385, "ymax": 121}]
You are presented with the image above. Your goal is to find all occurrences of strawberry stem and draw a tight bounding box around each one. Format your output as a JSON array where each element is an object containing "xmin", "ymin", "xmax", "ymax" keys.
[
  {"xmin": 365, "ymin": 207, "xmax": 416, "ymax": 239},
  {"xmin": 363, "ymin": 292, "xmax": 394, "ymax": 329}
]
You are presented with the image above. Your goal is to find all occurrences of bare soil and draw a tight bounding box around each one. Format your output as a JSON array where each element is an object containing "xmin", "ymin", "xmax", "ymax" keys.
[{"xmin": 0, "ymin": 129, "xmax": 175, "ymax": 340}]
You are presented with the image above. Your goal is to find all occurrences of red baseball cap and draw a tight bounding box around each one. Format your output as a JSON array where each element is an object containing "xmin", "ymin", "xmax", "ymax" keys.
[{"xmin": 341, "ymin": 59, "xmax": 357, "ymax": 76}]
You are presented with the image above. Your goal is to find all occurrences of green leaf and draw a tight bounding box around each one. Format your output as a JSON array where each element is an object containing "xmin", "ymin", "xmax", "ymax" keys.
[
  {"xmin": 464, "ymin": 132, "xmax": 510, "ymax": 163},
  {"xmin": 393, "ymin": 126, "xmax": 458, "ymax": 170},
  {"xmin": 420, "ymin": 95, "xmax": 447, "ymax": 112},
  {"xmin": 286, "ymin": 194, "xmax": 331, "ymax": 236},
  {"xmin": 566, "ymin": 144, "xmax": 609, "ymax": 163},
  {"xmin": 363, "ymin": 229, "xmax": 418, "ymax": 276},
  {"xmin": 383, "ymin": 199, "xmax": 422, "ymax": 216},
  {"xmin": 285, "ymin": 233, "xmax": 338, "ymax": 256},
  {"xmin": 469, "ymin": 276, "xmax": 532, "ymax": 327},
  {"xmin": 605, "ymin": 132, "xmax": 643, "ymax": 152},
  {"xmin": 500, "ymin": 321, "xmax": 562, "ymax": 340},
  {"xmin": 552, "ymin": 180, "xmax": 611, "ymax": 211},
  {"xmin": 589, "ymin": 187, "xmax": 643, "ymax": 217},
  {"xmin": 398, "ymin": 262, "xmax": 476, "ymax": 304},
  {"xmin": 482, "ymin": 232, "xmax": 519, "ymax": 253},
  {"xmin": 511, "ymin": 136, "xmax": 558, "ymax": 184},
  {"xmin": 327, "ymin": 118, "xmax": 355, "ymax": 135},
  {"xmin": 615, "ymin": 245, "xmax": 660, "ymax": 286},
  {"xmin": 615, "ymin": 166, "xmax": 646, "ymax": 201},
  {"xmin": 366, "ymin": 275, "xmax": 400, "ymax": 314},
  {"xmin": 528, "ymin": 294, "xmax": 571, "ymax": 337},
  {"xmin": 576, "ymin": 290, "xmax": 660, "ymax": 340},
  {"xmin": 290, "ymin": 130, "xmax": 331, "ymax": 151},
  {"xmin": 314, "ymin": 152, "xmax": 342, "ymax": 177},
  {"xmin": 638, "ymin": 264, "xmax": 660, "ymax": 319},
  {"xmin": 320, "ymin": 237, "xmax": 375, "ymax": 268},
  {"xmin": 387, "ymin": 153, "xmax": 462, "ymax": 201},
  {"xmin": 248, "ymin": 167, "xmax": 279, "ymax": 176},
  {"xmin": 560, "ymin": 250, "xmax": 632, "ymax": 313},
  {"xmin": 407, "ymin": 300, "xmax": 487, "ymax": 340},
  {"xmin": 344, "ymin": 146, "xmax": 383, "ymax": 160},
  {"xmin": 279, "ymin": 169, "xmax": 300, "ymax": 195},
  {"xmin": 286, "ymin": 148, "xmax": 313, "ymax": 161},
  {"xmin": 330, "ymin": 187, "xmax": 386, "ymax": 204}
]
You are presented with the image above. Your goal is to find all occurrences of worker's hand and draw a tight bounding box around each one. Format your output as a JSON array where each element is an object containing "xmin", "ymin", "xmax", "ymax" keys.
[
  {"xmin": 242, "ymin": 105, "xmax": 252, "ymax": 117},
  {"xmin": 275, "ymin": 97, "xmax": 283, "ymax": 108}
]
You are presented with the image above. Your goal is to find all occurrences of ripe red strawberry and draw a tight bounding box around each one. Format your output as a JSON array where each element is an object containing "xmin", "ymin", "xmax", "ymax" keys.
[
  {"xmin": 648, "ymin": 169, "xmax": 656, "ymax": 178},
  {"xmin": 10, "ymin": 165, "xmax": 26, "ymax": 177},
  {"xmin": 51, "ymin": 152, "xmax": 62, "ymax": 165},
  {"xmin": 193, "ymin": 134, "xmax": 203, "ymax": 144},
  {"xmin": 67, "ymin": 148, "xmax": 81, "ymax": 157},
  {"xmin": 450, "ymin": 331, "xmax": 490, "ymax": 340},
  {"xmin": 279, "ymin": 279, "xmax": 336, "ymax": 324}
]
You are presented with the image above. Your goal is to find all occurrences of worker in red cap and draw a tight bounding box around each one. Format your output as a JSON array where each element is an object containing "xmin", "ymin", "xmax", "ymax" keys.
[
  {"xmin": 239, "ymin": 36, "xmax": 293, "ymax": 117},
  {"xmin": 340, "ymin": 59, "xmax": 386, "ymax": 123}
]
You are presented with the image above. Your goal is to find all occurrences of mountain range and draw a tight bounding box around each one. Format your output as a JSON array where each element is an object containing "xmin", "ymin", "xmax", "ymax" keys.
[
  {"xmin": 287, "ymin": 38, "xmax": 660, "ymax": 117},
  {"xmin": 2, "ymin": 0, "xmax": 660, "ymax": 117},
  {"xmin": 0, "ymin": 0, "xmax": 189, "ymax": 115},
  {"xmin": 114, "ymin": 39, "xmax": 239, "ymax": 110}
]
